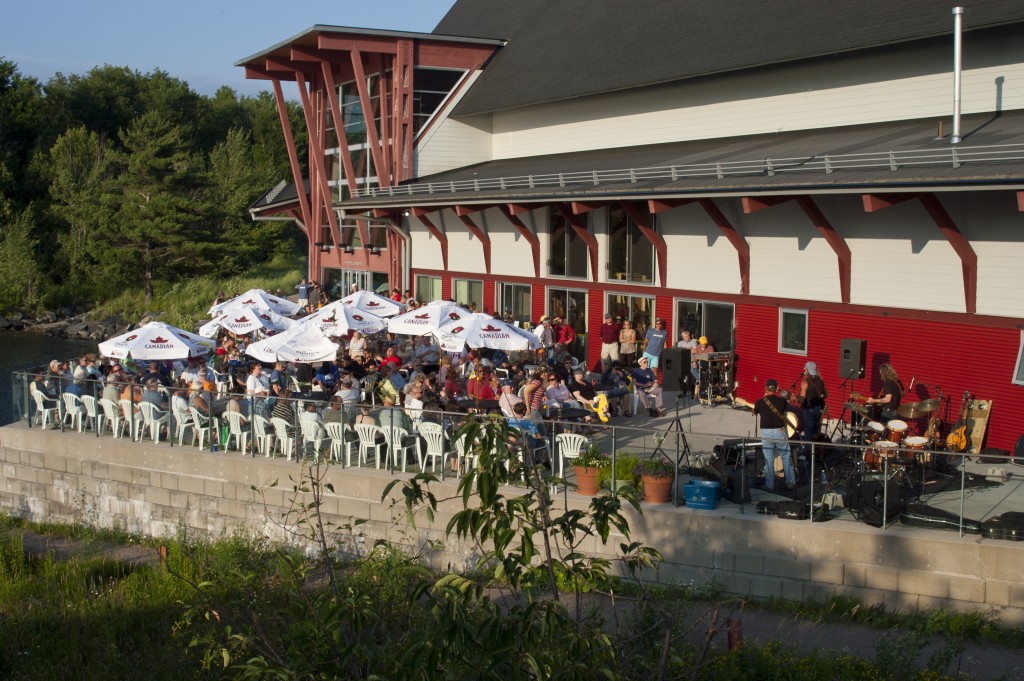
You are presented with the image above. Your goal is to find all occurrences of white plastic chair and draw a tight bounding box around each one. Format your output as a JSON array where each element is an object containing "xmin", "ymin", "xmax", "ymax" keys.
[
  {"xmin": 323, "ymin": 422, "xmax": 352, "ymax": 465},
  {"xmin": 172, "ymin": 404, "xmax": 194, "ymax": 445},
  {"xmin": 555, "ymin": 433, "xmax": 590, "ymax": 478},
  {"xmin": 81, "ymin": 395, "xmax": 101, "ymax": 432},
  {"xmin": 222, "ymin": 411, "xmax": 249, "ymax": 454},
  {"xmin": 99, "ymin": 398, "xmax": 124, "ymax": 438},
  {"xmin": 213, "ymin": 371, "xmax": 230, "ymax": 398},
  {"xmin": 189, "ymin": 407, "xmax": 219, "ymax": 449},
  {"xmin": 354, "ymin": 423, "xmax": 386, "ymax": 468},
  {"xmin": 62, "ymin": 393, "xmax": 87, "ymax": 432},
  {"xmin": 119, "ymin": 399, "xmax": 144, "ymax": 442},
  {"xmin": 453, "ymin": 432, "xmax": 476, "ymax": 474},
  {"xmin": 418, "ymin": 422, "xmax": 447, "ymax": 473},
  {"xmin": 138, "ymin": 402, "xmax": 169, "ymax": 443},
  {"xmin": 253, "ymin": 414, "xmax": 275, "ymax": 457},
  {"xmin": 270, "ymin": 417, "xmax": 296, "ymax": 460},
  {"xmin": 383, "ymin": 426, "xmax": 418, "ymax": 472},
  {"xmin": 299, "ymin": 417, "xmax": 326, "ymax": 461},
  {"xmin": 32, "ymin": 390, "xmax": 59, "ymax": 430},
  {"xmin": 360, "ymin": 377, "xmax": 378, "ymax": 406}
]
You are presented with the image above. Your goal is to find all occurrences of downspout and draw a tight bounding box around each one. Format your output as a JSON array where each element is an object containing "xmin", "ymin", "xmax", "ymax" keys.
[{"xmin": 950, "ymin": 6, "xmax": 964, "ymax": 145}]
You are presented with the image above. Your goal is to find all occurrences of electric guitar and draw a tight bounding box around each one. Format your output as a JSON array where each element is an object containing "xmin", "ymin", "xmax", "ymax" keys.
[
  {"xmin": 945, "ymin": 390, "xmax": 971, "ymax": 452},
  {"xmin": 923, "ymin": 389, "xmax": 944, "ymax": 444}
]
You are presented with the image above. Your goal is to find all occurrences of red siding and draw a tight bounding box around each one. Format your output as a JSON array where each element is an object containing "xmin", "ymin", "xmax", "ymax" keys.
[
  {"xmin": 734, "ymin": 303, "xmax": 1024, "ymax": 451},
  {"xmin": 440, "ymin": 275, "xmax": 452, "ymax": 300},
  {"xmin": 586, "ymin": 290, "xmax": 604, "ymax": 370},
  {"xmin": 483, "ymin": 280, "xmax": 496, "ymax": 315}
]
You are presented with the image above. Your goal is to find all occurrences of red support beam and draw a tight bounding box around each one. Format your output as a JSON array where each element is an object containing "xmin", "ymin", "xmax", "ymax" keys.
[
  {"xmin": 373, "ymin": 53, "xmax": 393, "ymax": 188},
  {"xmin": 698, "ymin": 199, "xmax": 750, "ymax": 296},
  {"xmin": 862, "ymin": 193, "xmax": 916, "ymax": 212},
  {"xmin": 271, "ymin": 80, "xmax": 312, "ymax": 234},
  {"xmin": 294, "ymin": 71, "xmax": 342, "ymax": 250},
  {"xmin": 619, "ymin": 201, "xmax": 668, "ymax": 289},
  {"xmin": 392, "ymin": 39, "xmax": 415, "ymax": 183},
  {"xmin": 796, "ymin": 197, "xmax": 852, "ymax": 304},
  {"xmin": 1018, "ymin": 191, "xmax": 1024, "ymax": 212},
  {"xmin": 415, "ymin": 42, "xmax": 497, "ymax": 70},
  {"xmin": 507, "ymin": 203, "xmax": 534, "ymax": 216},
  {"xmin": 318, "ymin": 34, "xmax": 400, "ymax": 54},
  {"xmin": 648, "ymin": 198, "xmax": 696, "ymax": 214},
  {"xmin": 496, "ymin": 204, "xmax": 540, "ymax": 277},
  {"xmin": 740, "ymin": 195, "xmax": 792, "ymax": 214},
  {"xmin": 350, "ymin": 50, "xmax": 387, "ymax": 189},
  {"xmin": 555, "ymin": 203, "xmax": 599, "ymax": 283},
  {"xmin": 411, "ymin": 209, "xmax": 449, "ymax": 271},
  {"xmin": 919, "ymin": 194, "xmax": 977, "ymax": 314},
  {"xmin": 453, "ymin": 205, "xmax": 492, "ymax": 274},
  {"xmin": 569, "ymin": 200, "xmax": 610, "ymax": 214}
]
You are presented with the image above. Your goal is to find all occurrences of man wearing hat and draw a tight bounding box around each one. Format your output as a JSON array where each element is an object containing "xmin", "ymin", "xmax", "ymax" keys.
[
  {"xmin": 498, "ymin": 379, "xmax": 523, "ymax": 418},
  {"xmin": 598, "ymin": 313, "xmax": 621, "ymax": 365},
  {"xmin": 641, "ymin": 318, "xmax": 669, "ymax": 370},
  {"xmin": 798, "ymin": 361, "xmax": 828, "ymax": 453},
  {"xmin": 535, "ymin": 316, "xmax": 554, "ymax": 353},
  {"xmin": 754, "ymin": 379, "xmax": 796, "ymax": 492}
]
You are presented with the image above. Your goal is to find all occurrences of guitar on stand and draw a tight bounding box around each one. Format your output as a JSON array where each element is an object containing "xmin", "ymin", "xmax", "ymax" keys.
[{"xmin": 946, "ymin": 390, "xmax": 971, "ymax": 454}]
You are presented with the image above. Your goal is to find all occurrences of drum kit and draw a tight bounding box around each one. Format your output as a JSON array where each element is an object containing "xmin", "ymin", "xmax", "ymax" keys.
[{"xmin": 844, "ymin": 397, "xmax": 942, "ymax": 475}]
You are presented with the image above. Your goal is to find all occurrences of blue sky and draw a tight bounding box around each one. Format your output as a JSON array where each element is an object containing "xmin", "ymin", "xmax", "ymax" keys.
[{"xmin": 2, "ymin": 0, "xmax": 456, "ymax": 96}]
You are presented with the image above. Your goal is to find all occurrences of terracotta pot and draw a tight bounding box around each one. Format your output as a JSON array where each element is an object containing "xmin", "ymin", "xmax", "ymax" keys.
[
  {"xmin": 574, "ymin": 466, "xmax": 601, "ymax": 496},
  {"xmin": 642, "ymin": 475, "xmax": 673, "ymax": 503}
]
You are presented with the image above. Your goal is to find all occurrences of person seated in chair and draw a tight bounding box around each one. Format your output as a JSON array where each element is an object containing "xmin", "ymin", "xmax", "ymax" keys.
[
  {"xmin": 507, "ymin": 402, "xmax": 549, "ymax": 466},
  {"xmin": 630, "ymin": 357, "xmax": 664, "ymax": 417}
]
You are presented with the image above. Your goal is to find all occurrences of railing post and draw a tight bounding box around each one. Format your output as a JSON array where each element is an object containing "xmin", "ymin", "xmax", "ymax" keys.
[
  {"xmin": 959, "ymin": 453, "xmax": 967, "ymax": 537},
  {"xmin": 808, "ymin": 443, "xmax": 815, "ymax": 524},
  {"xmin": 611, "ymin": 426, "xmax": 618, "ymax": 493},
  {"xmin": 882, "ymin": 456, "xmax": 889, "ymax": 529}
]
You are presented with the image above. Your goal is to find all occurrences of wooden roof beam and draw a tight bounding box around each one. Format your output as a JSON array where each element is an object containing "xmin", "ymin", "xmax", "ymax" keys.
[
  {"xmin": 619, "ymin": 200, "xmax": 667, "ymax": 289},
  {"xmin": 570, "ymin": 200, "xmax": 609, "ymax": 214},
  {"xmin": 411, "ymin": 209, "xmax": 448, "ymax": 271},
  {"xmin": 496, "ymin": 205, "xmax": 541, "ymax": 278},
  {"xmin": 555, "ymin": 203, "xmax": 599, "ymax": 283},
  {"xmin": 1016, "ymin": 191, "xmax": 1024, "ymax": 212},
  {"xmin": 453, "ymin": 206, "xmax": 491, "ymax": 274},
  {"xmin": 318, "ymin": 34, "xmax": 399, "ymax": 54},
  {"xmin": 648, "ymin": 198, "xmax": 696, "ymax": 214},
  {"xmin": 698, "ymin": 199, "xmax": 750, "ymax": 296}
]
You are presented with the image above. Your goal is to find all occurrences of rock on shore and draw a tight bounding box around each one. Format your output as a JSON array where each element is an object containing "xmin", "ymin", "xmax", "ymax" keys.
[{"xmin": 1, "ymin": 310, "xmax": 132, "ymax": 340}]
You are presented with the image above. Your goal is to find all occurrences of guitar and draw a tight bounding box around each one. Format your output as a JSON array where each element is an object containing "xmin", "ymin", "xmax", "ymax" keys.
[
  {"xmin": 945, "ymin": 390, "xmax": 971, "ymax": 452},
  {"xmin": 923, "ymin": 389, "xmax": 944, "ymax": 444}
]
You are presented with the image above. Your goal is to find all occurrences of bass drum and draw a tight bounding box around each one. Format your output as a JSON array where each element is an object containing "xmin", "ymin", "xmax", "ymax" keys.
[{"xmin": 864, "ymin": 440, "xmax": 899, "ymax": 469}]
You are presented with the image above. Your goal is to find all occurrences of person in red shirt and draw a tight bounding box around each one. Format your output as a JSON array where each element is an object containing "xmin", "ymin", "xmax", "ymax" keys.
[{"xmin": 378, "ymin": 346, "xmax": 402, "ymax": 370}]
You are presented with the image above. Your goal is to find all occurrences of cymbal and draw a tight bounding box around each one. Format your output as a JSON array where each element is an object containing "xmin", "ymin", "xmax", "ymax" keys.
[
  {"xmin": 844, "ymin": 401, "xmax": 869, "ymax": 416},
  {"xmin": 898, "ymin": 400, "xmax": 938, "ymax": 419},
  {"xmin": 916, "ymin": 398, "xmax": 941, "ymax": 413}
]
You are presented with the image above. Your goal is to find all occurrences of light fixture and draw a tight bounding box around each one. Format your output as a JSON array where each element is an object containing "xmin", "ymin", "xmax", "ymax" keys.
[
  {"xmin": 369, "ymin": 245, "xmax": 381, "ymax": 256},
  {"xmin": 314, "ymin": 241, "xmax": 332, "ymax": 253},
  {"xmin": 343, "ymin": 245, "xmax": 355, "ymax": 255}
]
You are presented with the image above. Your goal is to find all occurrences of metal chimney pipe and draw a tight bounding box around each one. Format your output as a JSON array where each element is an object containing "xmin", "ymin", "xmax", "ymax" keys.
[{"xmin": 951, "ymin": 6, "xmax": 964, "ymax": 144}]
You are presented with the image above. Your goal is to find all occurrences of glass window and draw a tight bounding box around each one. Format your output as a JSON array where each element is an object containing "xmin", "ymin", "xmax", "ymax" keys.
[
  {"xmin": 415, "ymin": 275, "xmax": 442, "ymax": 303},
  {"xmin": 548, "ymin": 288, "xmax": 588, "ymax": 357},
  {"xmin": 498, "ymin": 283, "xmax": 531, "ymax": 325},
  {"xmin": 675, "ymin": 300, "xmax": 735, "ymax": 352},
  {"xmin": 607, "ymin": 207, "xmax": 655, "ymax": 284},
  {"xmin": 321, "ymin": 269, "xmax": 370, "ymax": 300},
  {"xmin": 606, "ymin": 292, "xmax": 655, "ymax": 339},
  {"xmin": 452, "ymin": 278, "xmax": 483, "ymax": 309},
  {"xmin": 779, "ymin": 309, "xmax": 808, "ymax": 355},
  {"xmin": 548, "ymin": 212, "xmax": 588, "ymax": 279},
  {"xmin": 1014, "ymin": 332, "xmax": 1024, "ymax": 386}
]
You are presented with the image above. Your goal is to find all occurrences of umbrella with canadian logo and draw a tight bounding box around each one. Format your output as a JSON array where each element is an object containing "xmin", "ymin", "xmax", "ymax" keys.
[
  {"xmin": 98, "ymin": 321, "xmax": 216, "ymax": 360},
  {"xmin": 297, "ymin": 300, "xmax": 387, "ymax": 336},
  {"xmin": 197, "ymin": 304, "xmax": 295, "ymax": 338},
  {"xmin": 432, "ymin": 313, "xmax": 541, "ymax": 353},
  {"xmin": 386, "ymin": 301, "xmax": 472, "ymax": 336},
  {"xmin": 207, "ymin": 288, "xmax": 302, "ymax": 318},
  {"xmin": 245, "ymin": 324, "xmax": 339, "ymax": 364},
  {"xmin": 340, "ymin": 290, "xmax": 406, "ymax": 318}
]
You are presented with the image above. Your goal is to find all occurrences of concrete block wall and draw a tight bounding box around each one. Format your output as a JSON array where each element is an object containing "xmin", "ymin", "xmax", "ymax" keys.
[{"xmin": 2, "ymin": 425, "xmax": 1023, "ymax": 624}]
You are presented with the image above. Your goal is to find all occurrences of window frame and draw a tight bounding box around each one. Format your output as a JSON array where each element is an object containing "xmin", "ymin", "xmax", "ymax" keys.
[
  {"xmin": 414, "ymin": 275, "xmax": 442, "ymax": 303},
  {"xmin": 497, "ymin": 282, "xmax": 532, "ymax": 325},
  {"xmin": 452, "ymin": 278, "xmax": 483, "ymax": 310},
  {"xmin": 778, "ymin": 308, "xmax": 809, "ymax": 356},
  {"xmin": 606, "ymin": 206, "xmax": 656, "ymax": 285},
  {"xmin": 1013, "ymin": 331, "xmax": 1024, "ymax": 386}
]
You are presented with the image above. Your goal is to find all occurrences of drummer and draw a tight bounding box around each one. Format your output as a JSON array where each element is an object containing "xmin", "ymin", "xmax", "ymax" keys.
[{"xmin": 865, "ymin": 363, "xmax": 903, "ymax": 422}]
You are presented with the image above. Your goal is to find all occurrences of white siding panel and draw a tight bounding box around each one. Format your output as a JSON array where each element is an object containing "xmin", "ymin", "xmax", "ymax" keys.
[
  {"xmin": 975, "ymin": 241, "xmax": 1024, "ymax": 317},
  {"xmin": 488, "ymin": 40, "xmax": 1024, "ymax": 159},
  {"xmin": 659, "ymin": 205, "xmax": 741, "ymax": 295},
  {"xmin": 408, "ymin": 219, "xmax": 446, "ymax": 271},
  {"xmin": 434, "ymin": 209, "xmax": 485, "ymax": 271},
  {"xmin": 479, "ymin": 207, "xmax": 536, "ymax": 277},
  {"xmin": 416, "ymin": 114, "xmax": 492, "ymax": 177}
]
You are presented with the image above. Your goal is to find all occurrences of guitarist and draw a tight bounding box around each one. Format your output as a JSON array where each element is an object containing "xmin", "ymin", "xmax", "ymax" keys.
[
  {"xmin": 799, "ymin": 361, "xmax": 828, "ymax": 453},
  {"xmin": 755, "ymin": 379, "xmax": 796, "ymax": 492},
  {"xmin": 865, "ymin": 363, "xmax": 904, "ymax": 422}
]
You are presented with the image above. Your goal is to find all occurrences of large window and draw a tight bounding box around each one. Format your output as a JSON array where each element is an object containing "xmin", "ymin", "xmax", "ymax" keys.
[
  {"xmin": 548, "ymin": 212, "xmax": 589, "ymax": 278},
  {"xmin": 676, "ymin": 300, "xmax": 735, "ymax": 352},
  {"xmin": 321, "ymin": 269, "xmax": 389, "ymax": 301},
  {"xmin": 606, "ymin": 292, "xmax": 655, "ymax": 339},
  {"xmin": 607, "ymin": 207, "xmax": 655, "ymax": 284},
  {"xmin": 498, "ymin": 283, "xmax": 532, "ymax": 325},
  {"xmin": 548, "ymin": 288, "xmax": 588, "ymax": 356},
  {"xmin": 415, "ymin": 275, "xmax": 442, "ymax": 303},
  {"xmin": 452, "ymin": 278, "xmax": 483, "ymax": 309},
  {"xmin": 779, "ymin": 308, "xmax": 808, "ymax": 355}
]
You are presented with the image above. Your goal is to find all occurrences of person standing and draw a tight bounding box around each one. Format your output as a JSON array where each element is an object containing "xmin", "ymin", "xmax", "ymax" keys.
[
  {"xmin": 535, "ymin": 316, "xmax": 555, "ymax": 354},
  {"xmin": 798, "ymin": 361, "xmax": 827, "ymax": 448},
  {"xmin": 677, "ymin": 329, "xmax": 699, "ymax": 387},
  {"xmin": 599, "ymin": 313, "xmax": 621, "ymax": 365},
  {"xmin": 618, "ymin": 319, "xmax": 637, "ymax": 367},
  {"xmin": 295, "ymin": 279, "xmax": 311, "ymax": 308},
  {"xmin": 641, "ymin": 318, "xmax": 668, "ymax": 370},
  {"xmin": 754, "ymin": 379, "xmax": 796, "ymax": 492}
]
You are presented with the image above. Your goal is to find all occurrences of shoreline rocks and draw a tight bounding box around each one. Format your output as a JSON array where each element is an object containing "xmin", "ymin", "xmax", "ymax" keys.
[{"xmin": 1, "ymin": 310, "xmax": 130, "ymax": 341}]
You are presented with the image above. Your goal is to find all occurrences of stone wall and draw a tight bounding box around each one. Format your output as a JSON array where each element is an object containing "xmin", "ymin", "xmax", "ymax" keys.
[{"xmin": 2, "ymin": 424, "xmax": 1022, "ymax": 623}]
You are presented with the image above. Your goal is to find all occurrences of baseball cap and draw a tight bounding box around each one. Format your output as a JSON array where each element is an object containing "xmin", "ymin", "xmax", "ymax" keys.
[
  {"xmin": 604, "ymin": 312, "xmax": 612, "ymax": 319},
  {"xmin": 766, "ymin": 379, "xmax": 778, "ymax": 390},
  {"xmin": 804, "ymin": 361, "xmax": 818, "ymax": 376},
  {"xmin": 699, "ymin": 336, "xmax": 708, "ymax": 344}
]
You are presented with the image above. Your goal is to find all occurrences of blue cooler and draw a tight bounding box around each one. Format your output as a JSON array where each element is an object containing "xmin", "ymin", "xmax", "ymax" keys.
[{"xmin": 684, "ymin": 480, "xmax": 721, "ymax": 509}]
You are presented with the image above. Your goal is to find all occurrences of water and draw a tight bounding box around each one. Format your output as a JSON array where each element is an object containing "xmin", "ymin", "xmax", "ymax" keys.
[{"xmin": 0, "ymin": 331, "xmax": 97, "ymax": 425}]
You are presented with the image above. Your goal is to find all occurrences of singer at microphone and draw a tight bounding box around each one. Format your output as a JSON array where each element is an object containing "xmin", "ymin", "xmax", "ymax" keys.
[{"xmin": 797, "ymin": 361, "xmax": 828, "ymax": 461}]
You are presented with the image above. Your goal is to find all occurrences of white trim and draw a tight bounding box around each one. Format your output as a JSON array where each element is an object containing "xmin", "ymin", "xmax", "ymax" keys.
[
  {"xmin": 778, "ymin": 308, "xmax": 809, "ymax": 356},
  {"xmin": 1013, "ymin": 331, "xmax": 1024, "ymax": 386}
]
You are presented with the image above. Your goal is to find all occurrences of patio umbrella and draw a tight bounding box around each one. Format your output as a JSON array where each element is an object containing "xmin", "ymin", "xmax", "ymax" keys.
[
  {"xmin": 387, "ymin": 301, "xmax": 472, "ymax": 336},
  {"xmin": 245, "ymin": 324, "xmax": 339, "ymax": 364},
  {"xmin": 340, "ymin": 290, "xmax": 406, "ymax": 317},
  {"xmin": 198, "ymin": 305, "xmax": 295, "ymax": 338},
  {"xmin": 298, "ymin": 300, "xmax": 387, "ymax": 336},
  {"xmin": 99, "ymin": 321, "xmax": 216, "ymax": 360},
  {"xmin": 432, "ymin": 313, "xmax": 541, "ymax": 353},
  {"xmin": 208, "ymin": 288, "xmax": 302, "ymax": 317}
]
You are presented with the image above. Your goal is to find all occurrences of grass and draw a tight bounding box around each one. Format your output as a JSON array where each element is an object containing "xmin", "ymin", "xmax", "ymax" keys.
[{"xmin": 88, "ymin": 252, "xmax": 306, "ymax": 330}]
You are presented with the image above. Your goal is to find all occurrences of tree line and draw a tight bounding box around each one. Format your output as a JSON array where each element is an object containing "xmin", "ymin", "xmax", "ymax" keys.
[{"xmin": 0, "ymin": 59, "xmax": 308, "ymax": 312}]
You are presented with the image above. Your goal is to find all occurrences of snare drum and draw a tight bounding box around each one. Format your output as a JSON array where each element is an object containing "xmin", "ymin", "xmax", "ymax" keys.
[
  {"xmin": 864, "ymin": 440, "xmax": 899, "ymax": 468},
  {"xmin": 903, "ymin": 435, "xmax": 931, "ymax": 463},
  {"xmin": 886, "ymin": 419, "xmax": 908, "ymax": 443},
  {"xmin": 864, "ymin": 421, "xmax": 885, "ymax": 443}
]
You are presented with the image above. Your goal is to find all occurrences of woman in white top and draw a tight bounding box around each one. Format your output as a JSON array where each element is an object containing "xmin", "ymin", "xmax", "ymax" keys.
[{"xmin": 348, "ymin": 331, "xmax": 366, "ymax": 360}]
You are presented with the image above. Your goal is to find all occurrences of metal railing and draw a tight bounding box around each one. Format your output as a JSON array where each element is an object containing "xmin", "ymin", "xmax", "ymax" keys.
[{"xmin": 352, "ymin": 141, "xmax": 1024, "ymax": 199}]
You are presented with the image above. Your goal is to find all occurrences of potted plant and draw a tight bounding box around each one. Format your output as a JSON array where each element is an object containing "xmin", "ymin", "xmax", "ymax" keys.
[
  {"xmin": 633, "ymin": 457, "xmax": 677, "ymax": 503},
  {"xmin": 572, "ymin": 445, "xmax": 609, "ymax": 496},
  {"xmin": 597, "ymin": 453, "xmax": 640, "ymax": 493}
]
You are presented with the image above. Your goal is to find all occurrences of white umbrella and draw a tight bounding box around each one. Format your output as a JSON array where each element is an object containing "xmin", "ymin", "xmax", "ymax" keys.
[
  {"xmin": 387, "ymin": 301, "xmax": 472, "ymax": 336},
  {"xmin": 198, "ymin": 305, "xmax": 295, "ymax": 338},
  {"xmin": 245, "ymin": 325, "xmax": 339, "ymax": 364},
  {"xmin": 99, "ymin": 321, "xmax": 215, "ymax": 360},
  {"xmin": 208, "ymin": 288, "xmax": 302, "ymax": 317},
  {"xmin": 298, "ymin": 300, "xmax": 387, "ymax": 336},
  {"xmin": 432, "ymin": 313, "xmax": 541, "ymax": 353},
  {"xmin": 340, "ymin": 290, "xmax": 406, "ymax": 317}
]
